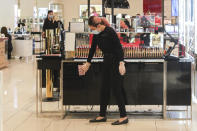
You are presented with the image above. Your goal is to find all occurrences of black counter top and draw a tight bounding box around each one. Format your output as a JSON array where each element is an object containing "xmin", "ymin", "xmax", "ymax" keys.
[{"xmin": 62, "ymin": 58, "xmax": 193, "ymax": 63}]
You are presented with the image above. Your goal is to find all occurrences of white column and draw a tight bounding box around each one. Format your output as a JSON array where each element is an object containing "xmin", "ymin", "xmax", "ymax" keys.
[{"xmin": 0, "ymin": 0, "xmax": 18, "ymax": 29}]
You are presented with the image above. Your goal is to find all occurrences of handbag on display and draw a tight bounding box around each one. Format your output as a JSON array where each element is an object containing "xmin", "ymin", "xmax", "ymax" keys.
[{"xmin": 104, "ymin": 0, "xmax": 130, "ymax": 9}]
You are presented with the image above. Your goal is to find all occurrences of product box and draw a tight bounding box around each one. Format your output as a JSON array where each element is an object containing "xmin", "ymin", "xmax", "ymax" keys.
[{"xmin": 66, "ymin": 51, "xmax": 75, "ymax": 59}]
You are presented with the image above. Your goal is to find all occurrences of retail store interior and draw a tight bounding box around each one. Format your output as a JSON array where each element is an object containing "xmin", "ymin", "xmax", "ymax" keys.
[{"xmin": 0, "ymin": 0, "xmax": 197, "ymax": 130}]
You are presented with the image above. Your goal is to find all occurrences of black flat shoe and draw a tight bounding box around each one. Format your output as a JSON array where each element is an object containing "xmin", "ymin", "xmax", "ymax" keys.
[
  {"xmin": 111, "ymin": 118, "xmax": 128, "ymax": 125},
  {"xmin": 89, "ymin": 117, "xmax": 107, "ymax": 123}
]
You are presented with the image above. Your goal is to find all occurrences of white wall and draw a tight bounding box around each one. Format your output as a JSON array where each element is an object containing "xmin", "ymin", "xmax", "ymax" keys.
[
  {"xmin": 164, "ymin": 0, "xmax": 172, "ymax": 18},
  {"xmin": 20, "ymin": 0, "xmax": 51, "ymax": 18},
  {"xmin": 0, "ymin": 0, "xmax": 16, "ymax": 29},
  {"xmin": 37, "ymin": 0, "xmax": 51, "ymax": 8},
  {"xmin": 20, "ymin": 0, "xmax": 34, "ymax": 18},
  {"xmin": 0, "ymin": 0, "xmax": 51, "ymax": 29}
]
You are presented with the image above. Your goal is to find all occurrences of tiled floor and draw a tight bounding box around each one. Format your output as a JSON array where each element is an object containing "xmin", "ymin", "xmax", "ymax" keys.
[{"xmin": 0, "ymin": 59, "xmax": 197, "ymax": 131}]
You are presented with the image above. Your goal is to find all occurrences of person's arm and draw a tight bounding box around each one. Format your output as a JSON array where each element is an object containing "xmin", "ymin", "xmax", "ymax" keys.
[
  {"xmin": 81, "ymin": 35, "xmax": 97, "ymax": 74},
  {"xmin": 87, "ymin": 35, "xmax": 98, "ymax": 63},
  {"xmin": 42, "ymin": 19, "xmax": 48, "ymax": 37},
  {"xmin": 109, "ymin": 28, "xmax": 124, "ymax": 62},
  {"xmin": 53, "ymin": 20, "xmax": 58, "ymax": 28},
  {"xmin": 108, "ymin": 28, "xmax": 126, "ymax": 75},
  {"xmin": 43, "ymin": 19, "xmax": 47, "ymax": 32}
]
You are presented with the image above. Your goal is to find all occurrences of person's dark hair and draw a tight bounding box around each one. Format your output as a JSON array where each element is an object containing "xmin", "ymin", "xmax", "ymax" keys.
[
  {"xmin": 91, "ymin": 7, "xmax": 96, "ymax": 13},
  {"xmin": 48, "ymin": 10, "xmax": 53, "ymax": 14},
  {"xmin": 1, "ymin": 27, "xmax": 8, "ymax": 35},
  {"xmin": 88, "ymin": 16, "xmax": 110, "ymax": 27},
  {"xmin": 47, "ymin": 10, "xmax": 53, "ymax": 19},
  {"xmin": 88, "ymin": 16, "xmax": 98, "ymax": 27}
]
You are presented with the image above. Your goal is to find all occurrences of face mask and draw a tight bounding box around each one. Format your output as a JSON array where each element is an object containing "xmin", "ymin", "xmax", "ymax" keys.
[
  {"xmin": 49, "ymin": 15, "xmax": 53, "ymax": 19},
  {"xmin": 92, "ymin": 30, "xmax": 100, "ymax": 35}
]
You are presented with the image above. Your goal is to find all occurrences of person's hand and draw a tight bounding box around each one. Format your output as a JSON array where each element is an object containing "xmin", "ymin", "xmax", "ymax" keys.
[
  {"xmin": 119, "ymin": 61, "xmax": 126, "ymax": 76},
  {"xmin": 53, "ymin": 15, "xmax": 58, "ymax": 22},
  {"xmin": 81, "ymin": 62, "xmax": 91, "ymax": 74}
]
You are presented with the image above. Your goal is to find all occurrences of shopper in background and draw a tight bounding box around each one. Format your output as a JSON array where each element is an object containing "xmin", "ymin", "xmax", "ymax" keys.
[
  {"xmin": 1, "ymin": 27, "xmax": 13, "ymax": 59},
  {"xmin": 53, "ymin": 13, "xmax": 65, "ymax": 42},
  {"xmin": 90, "ymin": 6, "xmax": 99, "ymax": 16},
  {"xmin": 53, "ymin": 13, "xmax": 64, "ymax": 30},
  {"xmin": 42, "ymin": 10, "xmax": 56, "ymax": 37},
  {"xmin": 81, "ymin": 16, "xmax": 128, "ymax": 125}
]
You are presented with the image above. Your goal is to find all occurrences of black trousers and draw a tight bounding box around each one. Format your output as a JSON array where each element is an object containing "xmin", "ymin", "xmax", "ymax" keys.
[
  {"xmin": 8, "ymin": 51, "xmax": 12, "ymax": 59},
  {"xmin": 99, "ymin": 54, "xmax": 127, "ymax": 118}
]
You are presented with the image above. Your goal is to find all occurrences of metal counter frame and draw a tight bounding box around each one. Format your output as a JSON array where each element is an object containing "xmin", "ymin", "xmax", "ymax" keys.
[
  {"xmin": 36, "ymin": 58, "xmax": 192, "ymax": 120},
  {"xmin": 36, "ymin": 59, "xmax": 64, "ymax": 118},
  {"xmin": 60, "ymin": 59, "xmax": 169, "ymax": 119}
]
